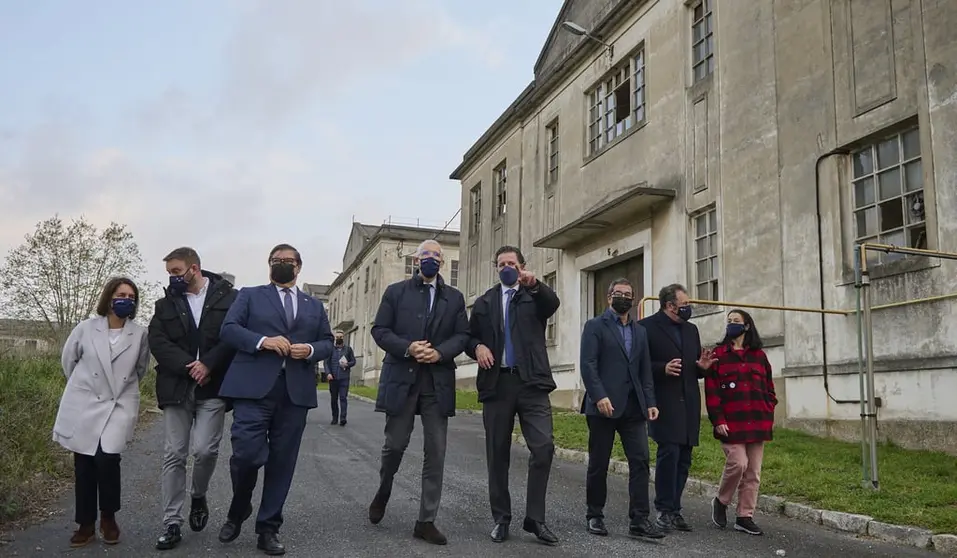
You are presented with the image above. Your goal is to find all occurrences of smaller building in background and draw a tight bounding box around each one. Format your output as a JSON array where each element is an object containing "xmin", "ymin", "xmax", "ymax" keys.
[
  {"xmin": 327, "ymin": 219, "xmax": 461, "ymax": 385},
  {"xmin": 301, "ymin": 283, "xmax": 330, "ymax": 305},
  {"xmin": 219, "ymin": 271, "xmax": 236, "ymax": 285},
  {"xmin": 0, "ymin": 318, "xmax": 54, "ymax": 355}
]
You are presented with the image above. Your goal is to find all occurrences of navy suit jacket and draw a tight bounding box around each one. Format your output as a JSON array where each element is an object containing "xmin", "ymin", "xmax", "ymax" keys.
[
  {"xmin": 579, "ymin": 309, "xmax": 657, "ymax": 420},
  {"xmin": 219, "ymin": 284, "xmax": 334, "ymax": 408}
]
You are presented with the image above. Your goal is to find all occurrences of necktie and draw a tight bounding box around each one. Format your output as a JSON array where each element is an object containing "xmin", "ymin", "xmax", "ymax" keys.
[
  {"xmin": 282, "ymin": 288, "xmax": 295, "ymax": 328},
  {"xmin": 504, "ymin": 289, "xmax": 515, "ymax": 368},
  {"xmin": 427, "ymin": 284, "xmax": 435, "ymax": 313}
]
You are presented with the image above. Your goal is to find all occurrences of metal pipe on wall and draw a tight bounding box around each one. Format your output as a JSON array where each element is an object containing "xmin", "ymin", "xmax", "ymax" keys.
[
  {"xmin": 853, "ymin": 244, "xmax": 868, "ymax": 486},
  {"xmin": 857, "ymin": 244, "xmax": 880, "ymax": 489}
]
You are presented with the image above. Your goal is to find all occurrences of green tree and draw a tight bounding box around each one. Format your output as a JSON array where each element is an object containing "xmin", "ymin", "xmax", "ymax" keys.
[{"xmin": 0, "ymin": 215, "xmax": 157, "ymax": 343}]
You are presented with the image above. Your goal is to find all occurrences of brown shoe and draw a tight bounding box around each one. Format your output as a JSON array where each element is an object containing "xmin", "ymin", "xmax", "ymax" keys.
[
  {"xmin": 413, "ymin": 521, "xmax": 448, "ymax": 545},
  {"xmin": 70, "ymin": 524, "xmax": 96, "ymax": 547},
  {"xmin": 100, "ymin": 513, "xmax": 120, "ymax": 545}
]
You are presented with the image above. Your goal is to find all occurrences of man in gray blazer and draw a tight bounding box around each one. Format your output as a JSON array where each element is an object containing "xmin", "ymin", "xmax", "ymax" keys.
[{"xmin": 579, "ymin": 278, "xmax": 664, "ymax": 540}]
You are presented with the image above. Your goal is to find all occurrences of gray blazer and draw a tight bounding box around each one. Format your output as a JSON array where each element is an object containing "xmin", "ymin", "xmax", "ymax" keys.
[{"xmin": 52, "ymin": 316, "xmax": 150, "ymax": 456}]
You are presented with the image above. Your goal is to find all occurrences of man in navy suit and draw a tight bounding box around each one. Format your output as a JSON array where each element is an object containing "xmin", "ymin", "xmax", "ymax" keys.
[
  {"xmin": 217, "ymin": 244, "xmax": 334, "ymax": 555},
  {"xmin": 580, "ymin": 278, "xmax": 664, "ymax": 541}
]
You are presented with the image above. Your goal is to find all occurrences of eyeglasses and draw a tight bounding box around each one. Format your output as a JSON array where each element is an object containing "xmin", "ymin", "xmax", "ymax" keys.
[
  {"xmin": 269, "ymin": 258, "xmax": 298, "ymax": 266},
  {"xmin": 611, "ymin": 292, "xmax": 634, "ymax": 299}
]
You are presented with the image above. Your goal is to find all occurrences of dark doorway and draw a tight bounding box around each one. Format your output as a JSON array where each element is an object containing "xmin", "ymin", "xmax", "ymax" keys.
[{"xmin": 592, "ymin": 255, "xmax": 644, "ymax": 321}]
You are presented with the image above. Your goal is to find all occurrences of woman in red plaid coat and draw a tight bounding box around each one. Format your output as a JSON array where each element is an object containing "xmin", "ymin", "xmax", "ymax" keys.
[{"xmin": 704, "ymin": 309, "xmax": 776, "ymax": 536}]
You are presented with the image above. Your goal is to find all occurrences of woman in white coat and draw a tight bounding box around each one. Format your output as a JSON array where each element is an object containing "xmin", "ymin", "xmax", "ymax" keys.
[{"xmin": 52, "ymin": 277, "xmax": 150, "ymax": 548}]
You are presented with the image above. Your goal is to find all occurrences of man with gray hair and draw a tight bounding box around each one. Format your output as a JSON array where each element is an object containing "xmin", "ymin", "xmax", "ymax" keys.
[
  {"xmin": 637, "ymin": 283, "xmax": 715, "ymax": 533},
  {"xmin": 367, "ymin": 239, "xmax": 470, "ymax": 545}
]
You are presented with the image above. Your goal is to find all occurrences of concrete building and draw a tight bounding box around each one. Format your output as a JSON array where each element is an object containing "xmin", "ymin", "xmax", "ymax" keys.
[
  {"xmin": 219, "ymin": 272, "xmax": 236, "ymax": 285},
  {"xmin": 302, "ymin": 283, "xmax": 331, "ymax": 305},
  {"xmin": 327, "ymin": 221, "xmax": 461, "ymax": 385},
  {"xmin": 449, "ymin": 0, "xmax": 957, "ymax": 452}
]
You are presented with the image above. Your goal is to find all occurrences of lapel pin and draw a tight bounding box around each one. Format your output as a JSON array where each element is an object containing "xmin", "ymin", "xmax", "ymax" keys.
[{"xmin": 729, "ymin": 382, "xmax": 736, "ymax": 389}]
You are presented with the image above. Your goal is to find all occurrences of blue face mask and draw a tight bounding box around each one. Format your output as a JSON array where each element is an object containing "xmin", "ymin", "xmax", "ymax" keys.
[
  {"xmin": 677, "ymin": 305, "xmax": 693, "ymax": 321},
  {"xmin": 726, "ymin": 323, "xmax": 747, "ymax": 339},
  {"xmin": 112, "ymin": 298, "xmax": 135, "ymax": 319},
  {"xmin": 419, "ymin": 257, "xmax": 440, "ymax": 278},
  {"xmin": 499, "ymin": 266, "xmax": 519, "ymax": 287},
  {"xmin": 168, "ymin": 274, "xmax": 189, "ymax": 296}
]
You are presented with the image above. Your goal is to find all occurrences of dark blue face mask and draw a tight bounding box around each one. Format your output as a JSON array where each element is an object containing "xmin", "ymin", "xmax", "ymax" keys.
[
  {"xmin": 676, "ymin": 305, "xmax": 693, "ymax": 321},
  {"xmin": 726, "ymin": 323, "xmax": 747, "ymax": 339},
  {"xmin": 168, "ymin": 274, "xmax": 189, "ymax": 296},
  {"xmin": 112, "ymin": 298, "xmax": 135, "ymax": 319},
  {"xmin": 419, "ymin": 257, "xmax": 440, "ymax": 278},
  {"xmin": 499, "ymin": 266, "xmax": 519, "ymax": 287}
]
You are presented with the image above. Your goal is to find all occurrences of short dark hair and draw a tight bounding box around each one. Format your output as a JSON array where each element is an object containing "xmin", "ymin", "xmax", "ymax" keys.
[
  {"xmin": 717, "ymin": 309, "xmax": 764, "ymax": 350},
  {"xmin": 95, "ymin": 277, "xmax": 140, "ymax": 320},
  {"xmin": 494, "ymin": 245, "xmax": 526, "ymax": 266},
  {"xmin": 163, "ymin": 247, "xmax": 201, "ymax": 268},
  {"xmin": 658, "ymin": 283, "xmax": 687, "ymax": 307},
  {"xmin": 269, "ymin": 243, "xmax": 302, "ymax": 265},
  {"xmin": 607, "ymin": 278, "xmax": 633, "ymax": 296}
]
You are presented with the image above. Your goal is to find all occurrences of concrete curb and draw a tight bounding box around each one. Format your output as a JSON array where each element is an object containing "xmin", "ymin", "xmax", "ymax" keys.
[{"xmin": 509, "ymin": 434, "xmax": 954, "ymax": 556}]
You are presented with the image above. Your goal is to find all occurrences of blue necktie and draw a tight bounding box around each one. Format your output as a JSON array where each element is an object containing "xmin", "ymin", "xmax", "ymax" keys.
[
  {"xmin": 504, "ymin": 289, "xmax": 515, "ymax": 368},
  {"xmin": 282, "ymin": 288, "xmax": 295, "ymax": 328}
]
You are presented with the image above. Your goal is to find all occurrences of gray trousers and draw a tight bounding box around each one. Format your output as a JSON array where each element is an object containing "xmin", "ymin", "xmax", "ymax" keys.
[
  {"xmin": 483, "ymin": 372, "xmax": 555, "ymax": 524},
  {"xmin": 161, "ymin": 396, "xmax": 227, "ymax": 526},
  {"xmin": 378, "ymin": 387, "xmax": 448, "ymax": 523}
]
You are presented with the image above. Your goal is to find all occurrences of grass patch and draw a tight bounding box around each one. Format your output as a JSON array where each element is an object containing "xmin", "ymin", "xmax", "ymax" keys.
[
  {"xmin": 0, "ymin": 353, "xmax": 157, "ymax": 526},
  {"xmin": 550, "ymin": 412, "xmax": 957, "ymax": 534}
]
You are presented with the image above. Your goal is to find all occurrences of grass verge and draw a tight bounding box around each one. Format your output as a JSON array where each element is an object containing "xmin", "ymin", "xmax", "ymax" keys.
[
  {"xmin": 339, "ymin": 385, "xmax": 957, "ymax": 533},
  {"xmin": 0, "ymin": 353, "xmax": 157, "ymax": 527}
]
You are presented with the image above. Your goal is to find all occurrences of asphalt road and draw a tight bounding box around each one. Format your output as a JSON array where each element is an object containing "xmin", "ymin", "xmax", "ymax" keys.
[{"xmin": 4, "ymin": 392, "xmax": 936, "ymax": 557}]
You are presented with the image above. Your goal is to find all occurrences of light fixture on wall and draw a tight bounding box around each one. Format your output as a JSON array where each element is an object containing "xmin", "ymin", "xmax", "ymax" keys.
[{"xmin": 560, "ymin": 20, "xmax": 614, "ymax": 63}]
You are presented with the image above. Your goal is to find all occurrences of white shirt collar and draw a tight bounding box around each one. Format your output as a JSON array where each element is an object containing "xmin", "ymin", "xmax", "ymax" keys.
[
  {"xmin": 187, "ymin": 277, "xmax": 209, "ymax": 298},
  {"xmin": 275, "ymin": 284, "xmax": 298, "ymax": 294}
]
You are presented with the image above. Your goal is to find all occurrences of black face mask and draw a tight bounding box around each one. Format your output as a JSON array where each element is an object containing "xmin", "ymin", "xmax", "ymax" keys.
[
  {"xmin": 335, "ymin": 339, "xmax": 344, "ymax": 346},
  {"xmin": 611, "ymin": 297, "xmax": 633, "ymax": 315},
  {"xmin": 270, "ymin": 263, "xmax": 296, "ymax": 284}
]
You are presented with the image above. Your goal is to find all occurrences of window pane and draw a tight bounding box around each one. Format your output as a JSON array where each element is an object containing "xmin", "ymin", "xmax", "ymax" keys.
[
  {"xmin": 852, "ymin": 149, "xmax": 873, "ymax": 178},
  {"xmin": 696, "ymin": 259, "xmax": 712, "ymax": 281},
  {"xmin": 883, "ymin": 229, "xmax": 906, "ymax": 261},
  {"xmin": 904, "ymin": 160, "xmax": 922, "ymax": 192},
  {"xmin": 705, "ymin": 35, "xmax": 713, "ymax": 57},
  {"xmin": 695, "ymin": 236, "xmax": 710, "ymax": 259},
  {"xmin": 908, "ymin": 224, "xmax": 927, "ymax": 249},
  {"xmin": 707, "ymin": 56, "xmax": 715, "ymax": 74},
  {"xmin": 694, "ymin": 63, "xmax": 706, "ymax": 82},
  {"xmin": 705, "ymin": 13, "xmax": 713, "ymax": 34},
  {"xmin": 712, "ymin": 255, "xmax": 720, "ymax": 278},
  {"xmin": 877, "ymin": 168, "xmax": 901, "ymax": 200},
  {"xmin": 853, "ymin": 177, "xmax": 874, "ymax": 208},
  {"xmin": 694, "ymin": 4, "xmax": 703, "ymax": 20},
  {"xmin": 876, "ymin": 137, "xmax": 900, "ymax": 169},
  {"xmin": 878, "ymin": 199, "xmax": 904, "ymax": 231},
  {"xmin": 708, "ymin": 210, "xmax": 718, "ymax": 232},
  {"xmin": 855, "ymin": 208, "xmax": 877, "ymax": 237},
  {"xmin": 905, "ymin": 192, "xmax": 925, "ymax": 224},
  {"xmin": 695, "ymin": 215, "xmax": 707, "ymax": 236},
  {"xmin": 692, "ymin": 22, "xmax": 702, "ymax": 43},
  {"xmin": 634, "ymin": 104, "xmax": 645, "ymax": 123},
  {"xmin": 902, "ymin": 129, "xmax": 920, "ymax": 160},
  {"xmin": 697, "ymin": 282, "xmax": 712, "ymax": 300}
]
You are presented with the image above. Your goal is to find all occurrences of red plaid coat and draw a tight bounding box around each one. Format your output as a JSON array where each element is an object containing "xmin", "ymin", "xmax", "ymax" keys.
[{"xmin": 704, "ymin": 344, "xmax": 777, "ymax": 444}]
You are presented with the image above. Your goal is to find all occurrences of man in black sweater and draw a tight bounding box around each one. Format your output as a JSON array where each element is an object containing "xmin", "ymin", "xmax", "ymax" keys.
[{"xmin": 149, "ymin": 247, "xmax": 238, "ymax": 551}]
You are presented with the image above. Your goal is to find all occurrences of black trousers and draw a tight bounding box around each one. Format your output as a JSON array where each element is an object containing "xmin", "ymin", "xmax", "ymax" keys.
[
  {"xmin": 482, "ymin": 372, "xmax": 555, "ymax": 524},
  {"xmin": 73, "ymin": 443, "xmax": 122, "ymax": 525},
  {"xmin": 586, "ymin": 393, "xmax": 651, "ymax": 523}
]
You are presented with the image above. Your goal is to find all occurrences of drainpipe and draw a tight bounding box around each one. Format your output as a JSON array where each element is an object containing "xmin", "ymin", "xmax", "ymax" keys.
[{"xmin": 814, "ymin": 149, "xmax": 859, "ymax": 405}]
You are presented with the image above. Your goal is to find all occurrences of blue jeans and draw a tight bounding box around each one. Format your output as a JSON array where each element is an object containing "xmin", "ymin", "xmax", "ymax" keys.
[{"xmin": 654, "ymin": 442, "xmax": 693, "ymax": 515}]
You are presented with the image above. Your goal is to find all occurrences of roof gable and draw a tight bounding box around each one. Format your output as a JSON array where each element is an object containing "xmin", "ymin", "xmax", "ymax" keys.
[{"xmin": 533, "ymin": 0, "xmax": 626, "ymax": 79}]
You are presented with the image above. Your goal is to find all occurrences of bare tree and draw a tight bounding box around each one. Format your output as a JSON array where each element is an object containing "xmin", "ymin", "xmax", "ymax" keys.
[{"xmin": 0, "ymin": 215, "xmax": 155, "ymax": 343}]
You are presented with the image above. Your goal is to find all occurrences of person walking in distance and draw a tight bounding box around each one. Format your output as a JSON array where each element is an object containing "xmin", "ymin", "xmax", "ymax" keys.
[
  {"xmin": 216, "ymin": 244, "xmax": 334, "ymax": 555},
  {"xmin": 637, "ymin": 284, "xmax": 715, "ymax": 532},
  {"xmin": 367, "ymin": 240, "xmax": 470, "ymax": 545},
  {"xmin": 325, "ymin": 330, "xmax": 356, "ymax": 426},
  {"xmin": 466, "ymin": 245, "xmax": 561, "ymax": 545},
  {"xmin": 53, "ymin": 277, "xmax": 150, "ymax": 548},
  {"xmin": 706, "ymin": 309, "xmax": 776, "ymax": 536},
  {"xmin": 579, "ymin": 278, "xmax": 665, "ymax": 541},
  {"xmin": 150, "ymin": 247, "xmax": 238, "ymax": 550}
]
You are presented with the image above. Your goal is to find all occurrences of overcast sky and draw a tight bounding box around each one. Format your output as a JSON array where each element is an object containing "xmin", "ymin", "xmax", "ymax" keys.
[{"xmin": 0, "ymin": 0, "xmax": 559, "ymax": 288}]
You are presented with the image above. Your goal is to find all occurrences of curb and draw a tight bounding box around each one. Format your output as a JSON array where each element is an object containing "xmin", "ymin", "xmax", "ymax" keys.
[
  {"xmin": 345, "ymin": 394, "xmax": 955, "ymax": 555},
  {"xmin": 509, "ymin": 434, "xmax": 956, "ymax": 556}
]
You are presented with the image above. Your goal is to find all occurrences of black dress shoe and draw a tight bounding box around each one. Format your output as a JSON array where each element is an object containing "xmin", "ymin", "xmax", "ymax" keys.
[
  {"xmin": 339, "ymin": 420, "xmax": 347, "ymax": 426},
  {"xmin": 368, "ymin": 491, "xmax": 389, "ymax": 525},
  {"xmin": 413, "ymin": 521, "xmax": 448, "ymax": 545},
  {"xmin": 587, "ymin": 517, "xmax": 608, "ymax": 536},
  {"xmin": 155, "ymin": 524, "xmax": 182, "ymax": 550},
  {"xmin": 490, "ymin": 523, "xmax": 509, "ymax": 542},
  {"xmin": 330, "ymin": 418, "xmax": 338, "ymax": 425},
  {"xmin": 630, "ymin": 518, "xmax": 666, "ymax": 540},
  {"xmin": 218, "ymin": 504, "xmax": 253, "ymax": 543},
  {"xmin": 672, "ymin": 513, "xmax": 693, "ymax": 532},
  {"xmin": 189, "ymin": 496, "xmax": 209, "ymax": 532},
  {"xmin": 257, "ymin": 532, "xmax": 286, "ymax": 555},
  {"xmin": 522, "ymin": 517, "xmax": 559, "ymax": 545}
]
